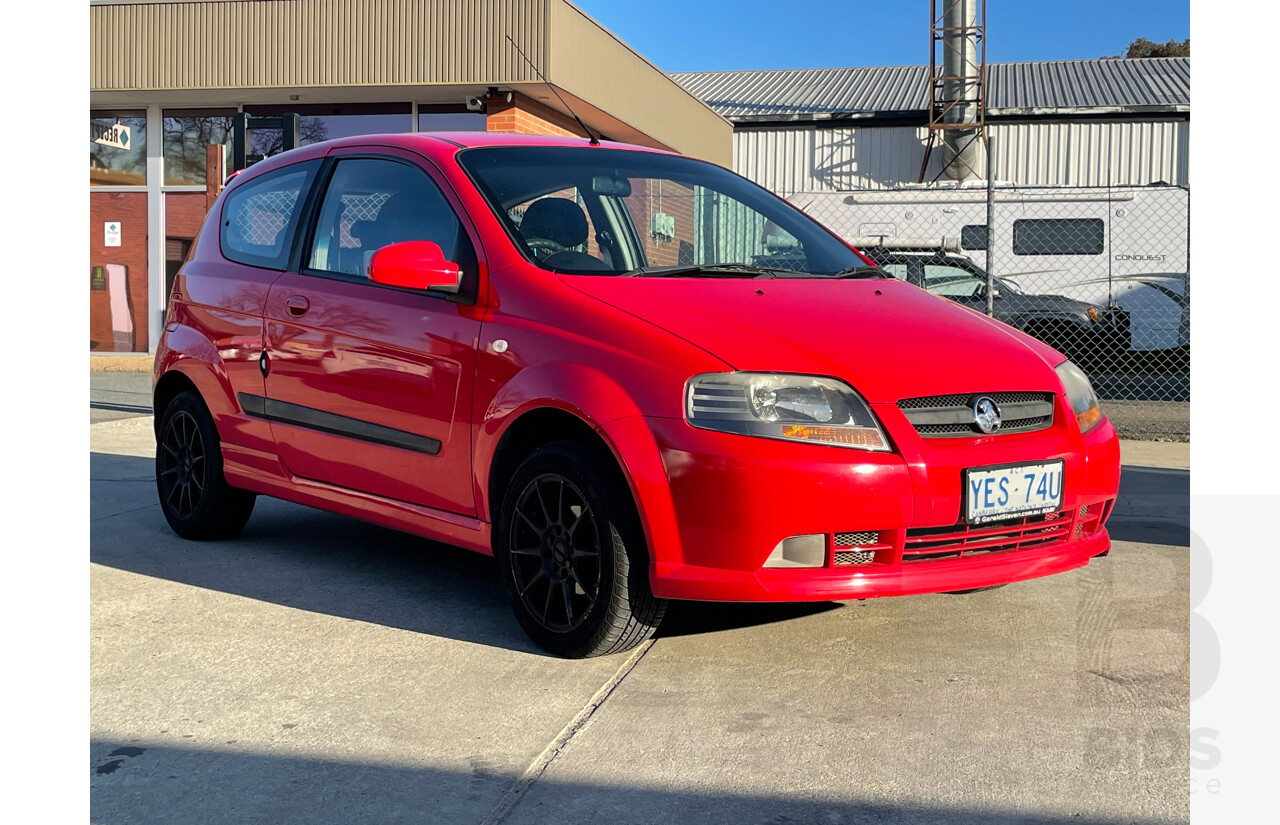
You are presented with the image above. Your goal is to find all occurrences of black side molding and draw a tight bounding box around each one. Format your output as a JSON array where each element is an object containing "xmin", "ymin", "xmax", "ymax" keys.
[{"xmin": 237, "ymin": 393, "xmax": 441, "ymax": 456}]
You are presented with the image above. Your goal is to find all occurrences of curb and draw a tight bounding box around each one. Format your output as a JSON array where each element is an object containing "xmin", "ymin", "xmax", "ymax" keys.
[{"xmin": 91, "ymin": 354, "xmax": 154, "ymax": 373}]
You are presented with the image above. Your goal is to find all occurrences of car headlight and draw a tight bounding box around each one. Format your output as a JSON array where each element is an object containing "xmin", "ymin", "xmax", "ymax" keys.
[
  {"xmin": 686, "ymin": 372, "xmax": 890, "ymax": 451},
  {"xmin": 1055, "ymin": 360, "xmax": 1103, "ymax": 433}
]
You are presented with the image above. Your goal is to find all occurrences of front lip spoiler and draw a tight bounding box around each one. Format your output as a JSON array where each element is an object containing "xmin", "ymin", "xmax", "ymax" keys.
[{"xmin": 651, "ymin": 529, "xmax": 1109, "ymax": 602}]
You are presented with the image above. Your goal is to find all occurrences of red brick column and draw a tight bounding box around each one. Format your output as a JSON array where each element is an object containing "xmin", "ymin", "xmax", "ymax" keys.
[{"xmin": 485, "ymin": 92, "xmax": 597, "ymax": 139}]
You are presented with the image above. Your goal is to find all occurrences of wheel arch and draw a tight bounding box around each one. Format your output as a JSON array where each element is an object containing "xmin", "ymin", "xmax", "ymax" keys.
[
  {"xmin": 486, "ymin": 406, "xmax": 652, "ymax": 550},
  {"xmin": 476, "ymin": 361, "xmax": 680, "ymax": 570},
  {"xmin": 152, "ymin": 370, "xmax": 200, "ymax": 437}
]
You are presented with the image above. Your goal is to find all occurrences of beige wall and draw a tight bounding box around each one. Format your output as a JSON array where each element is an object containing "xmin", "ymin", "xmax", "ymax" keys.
[{"xmin": 91, "ymin": 0, "xmax": 732, "ymax": 164}]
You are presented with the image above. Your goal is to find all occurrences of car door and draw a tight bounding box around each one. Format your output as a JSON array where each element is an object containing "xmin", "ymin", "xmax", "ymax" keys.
[{"xmin": 261, "ymin": 151, "xmax": 484, "ymax": 514}]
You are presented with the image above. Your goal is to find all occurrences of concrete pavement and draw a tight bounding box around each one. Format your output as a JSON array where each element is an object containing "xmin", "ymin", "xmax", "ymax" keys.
[{"xmin": 90, "ymin": 381, "xmax": 1190, "ymax": 824}]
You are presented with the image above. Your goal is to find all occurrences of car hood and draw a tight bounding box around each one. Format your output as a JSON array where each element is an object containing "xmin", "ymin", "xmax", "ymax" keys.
[{"xmin": 561, "ymin": 275, "xmax": 1065, "ymax": 404}]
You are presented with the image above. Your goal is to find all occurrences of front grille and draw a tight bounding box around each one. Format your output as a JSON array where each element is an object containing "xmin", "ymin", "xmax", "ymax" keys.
[
  {"xmin": 897, "ymin": 391, "xmax": 1055, "ymax": 438},
  {"xmin": 834, "ymin": 550, "xmax": 876, "ymax": 566},
  {"xmin": 902, "ymin": 509, "xmax": 1075, "ymax": 562}
]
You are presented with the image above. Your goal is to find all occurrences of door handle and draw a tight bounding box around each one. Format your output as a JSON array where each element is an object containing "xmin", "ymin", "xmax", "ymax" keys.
[{"xmin": 285, "ymin": 295, "xmax": 310, "ymax": 317}]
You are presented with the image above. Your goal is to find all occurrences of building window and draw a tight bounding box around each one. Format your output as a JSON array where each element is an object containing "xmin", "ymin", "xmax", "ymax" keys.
[
  {"xmin": 163, "ymin": 109, "xmax": 235, "ymax": 186},
  {"xmin": 90, "ymin": 110, "xmax": 147, "ymax": 186},
  {"xmin": 244, "ymin": 104, "xmax": 412, "ymax": 157},
  {"xmin": 961, "ymin": 224, "xmax": 988, "ymax": 250},
  {"xmin": 1012, "ymin": 218, "xmax": 1104, "ymax": 256},
  {"xmin": 220, "ymin": 161, "xmax": 320, "ymax": 270},
  {"xmin": 418, "ymin": 110, "xmax": 487, "ymax": 132}
]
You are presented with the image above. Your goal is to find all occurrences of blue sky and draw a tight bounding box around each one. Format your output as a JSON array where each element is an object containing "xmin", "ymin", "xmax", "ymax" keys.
[{"xmin": 572, "ymin": 1, "xmax": 1191, "ymax": 72}]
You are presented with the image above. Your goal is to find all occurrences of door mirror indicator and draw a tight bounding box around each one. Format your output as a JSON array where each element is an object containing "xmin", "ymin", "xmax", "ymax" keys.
[{"xmin": 369, "ymin": 241, "xmax": 462, "ymax": 293}]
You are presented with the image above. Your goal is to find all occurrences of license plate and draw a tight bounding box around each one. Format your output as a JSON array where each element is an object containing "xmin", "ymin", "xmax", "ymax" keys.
[{"xmin": 964, "ymin": 460, "xmax": 1064, "ymax": 524}]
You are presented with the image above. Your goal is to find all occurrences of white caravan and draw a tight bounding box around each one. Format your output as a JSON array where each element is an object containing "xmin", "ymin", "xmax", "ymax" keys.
[{"xmin": 793, "ymin": 184, "xmax": 1189, "ymax": 350}]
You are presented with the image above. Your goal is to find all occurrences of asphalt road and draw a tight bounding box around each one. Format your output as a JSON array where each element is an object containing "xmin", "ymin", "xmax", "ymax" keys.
[{"xmin": 90, "ymin": 383, "xmax": 1190, "ymax": 825}]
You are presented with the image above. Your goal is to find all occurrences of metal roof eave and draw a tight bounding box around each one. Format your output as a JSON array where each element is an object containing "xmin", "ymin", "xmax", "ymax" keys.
[{"xmin": 725, "ymin": 103, "xmax": 1190, "ymax": 127}]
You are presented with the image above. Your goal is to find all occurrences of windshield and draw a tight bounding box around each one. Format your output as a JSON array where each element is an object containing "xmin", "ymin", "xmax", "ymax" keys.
[{"xmin": 458, "ymin": 146, "xmax": 865, "ymax": 276}]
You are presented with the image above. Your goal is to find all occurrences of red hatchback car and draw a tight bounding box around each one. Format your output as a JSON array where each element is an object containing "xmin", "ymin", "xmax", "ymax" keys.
[{"xmin": 154, "ymin": 133, "xmax": 1120, "ymax": 657}]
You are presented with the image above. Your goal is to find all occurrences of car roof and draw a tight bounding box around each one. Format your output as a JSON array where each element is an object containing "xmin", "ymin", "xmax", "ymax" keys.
[{"xmin": 224, "ymin": 132, "xmax": 680, "ymax": 188}]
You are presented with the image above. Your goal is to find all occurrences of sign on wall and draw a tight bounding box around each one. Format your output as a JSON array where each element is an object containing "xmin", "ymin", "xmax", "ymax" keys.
[
  {"xmin": 105, "ymin": 222, "xmax": 121, "ymax": 247},
  {"xmin": 92, "ymin": 122, "xmax": 131, "ymax": 150}
]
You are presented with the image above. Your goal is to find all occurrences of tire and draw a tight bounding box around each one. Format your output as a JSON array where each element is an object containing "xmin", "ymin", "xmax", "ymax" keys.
[
  {"xmin": 155, "ymin": 390, "xmax": 256, "ymax": 540},
  {"xmin": 495, "ymin": 441, "xmax": 667, "ymax": 658}
]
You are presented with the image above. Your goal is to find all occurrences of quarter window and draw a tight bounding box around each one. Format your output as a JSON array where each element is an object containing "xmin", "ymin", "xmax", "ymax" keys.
[
  {"xmin": 1012, "ymin": 218, "xmax": 1104, "ymax": 256},
  {"xmin": 220, "ymin": 162, "xmax": 319, "ymax": 270}
]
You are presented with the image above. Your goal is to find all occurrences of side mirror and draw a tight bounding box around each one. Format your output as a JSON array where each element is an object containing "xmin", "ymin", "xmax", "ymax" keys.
[{"xmin": 369, "ymin": 241, "xmax": 461, "ymax": 294}]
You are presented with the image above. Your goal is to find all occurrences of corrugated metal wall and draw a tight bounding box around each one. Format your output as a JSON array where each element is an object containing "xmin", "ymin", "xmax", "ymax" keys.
[
  {"xmin": 92, "ymin": 0, "xmax": 546, "ymax": 90},
  {"xmin": 733, "ymin": 120, "xmax": 1189, "ymax": 192}
]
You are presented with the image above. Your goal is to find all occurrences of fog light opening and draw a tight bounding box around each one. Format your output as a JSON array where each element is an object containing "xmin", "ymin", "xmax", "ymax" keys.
[{"xmin": 764, "ymin": 534, "xmax": 826, "ymax": 568}]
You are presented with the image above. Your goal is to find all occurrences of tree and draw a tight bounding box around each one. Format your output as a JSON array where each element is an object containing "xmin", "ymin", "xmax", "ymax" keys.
[
  {"xmin": 1115, "ymin": 37, "xmax": 1189, "ymax": 58},
  {"xmin": 251, "ymin": 118, "xmax": 330, "ymax": 157}
]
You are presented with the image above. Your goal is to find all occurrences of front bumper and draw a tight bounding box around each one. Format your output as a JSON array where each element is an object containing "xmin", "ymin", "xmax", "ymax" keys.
[{"xmin": 603, "ymin": 397, "xmax": 1120, "ymax": 602}]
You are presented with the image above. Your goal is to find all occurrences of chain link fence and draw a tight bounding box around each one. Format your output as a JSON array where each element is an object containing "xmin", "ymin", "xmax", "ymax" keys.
[{"xmin": 786, "ymin": 184, "xmax": 1189, "ymax": 440}]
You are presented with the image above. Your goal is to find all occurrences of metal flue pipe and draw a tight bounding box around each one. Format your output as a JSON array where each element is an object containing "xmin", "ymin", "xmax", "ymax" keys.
[{"xmin": 941, "ymin": 0, "xmax": 981, "ymax": 180}]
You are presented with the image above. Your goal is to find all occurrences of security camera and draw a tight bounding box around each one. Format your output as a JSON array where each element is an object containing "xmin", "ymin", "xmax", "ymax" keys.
[{"xmin": 466, "ymin": 96, "xmax": 486, "ymax": 112}]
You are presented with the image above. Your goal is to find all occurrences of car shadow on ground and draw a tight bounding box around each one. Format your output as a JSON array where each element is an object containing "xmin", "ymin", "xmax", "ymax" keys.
[
  {"xmin": 91, "ymin": 452, "xmax": 846, "ymax": 654},
  {"xmin": 1109, "ymin": 464, "xmax": 1190, "ymax": 546},
  {"xmin": 89, "ymin": 739, "xmax": 1176, "ymax": 825}
]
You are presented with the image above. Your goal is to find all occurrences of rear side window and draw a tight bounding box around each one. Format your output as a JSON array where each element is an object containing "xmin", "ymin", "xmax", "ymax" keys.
[
  {"xmin": 1012, "ymin": 218, "xmax": 1104, "ymax": 256},
  {"xmin": 220, "ymin": 161, "xmax": 319, "ymax": 269}
]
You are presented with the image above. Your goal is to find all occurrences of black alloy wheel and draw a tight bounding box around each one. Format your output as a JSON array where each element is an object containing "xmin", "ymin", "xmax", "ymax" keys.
[
  {"xmin": 155, "ymin": 391, "xmax": 256, "ymax": 540},
  {"xmin": 508, "ymin": 473, "xmax": 602, "ymax": 634},
  {"xmin": 158, "ymin": 408, "xmax": 205, "ymax": 520},
  {"xmin": 497, "ymin": 441, "xmax": 666, "ymax": 658}
]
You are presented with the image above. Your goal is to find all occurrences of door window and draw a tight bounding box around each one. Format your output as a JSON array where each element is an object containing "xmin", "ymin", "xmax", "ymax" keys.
[
  {"xmin": 923, "ymin": 263, "xmax": 984, "ymax": 298},
  {"xmin": 877, "ymin": 262, "xmax": 909, "ymax": 281},
  {"xmin": 306, "ymin": 158, "xmax": 474, "ymax": 282}
]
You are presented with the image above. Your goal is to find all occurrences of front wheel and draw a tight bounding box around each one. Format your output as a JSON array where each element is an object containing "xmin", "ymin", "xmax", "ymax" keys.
[
  {"xmin": 155, "ymin": 390, "xmax": 256, "ymax": 540},
  {"xmin": 496, "ymin": 441, "xmax": 666, "ymax": 658}
]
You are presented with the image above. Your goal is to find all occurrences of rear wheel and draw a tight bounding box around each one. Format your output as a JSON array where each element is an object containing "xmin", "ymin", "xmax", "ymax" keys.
[
  {"xmin": 155, "ymin": 390, "xmax": 256, "ymax": 540},
  {"xmin": 496, "ymin": 441, "xmax": 666, "ymax": 658}
]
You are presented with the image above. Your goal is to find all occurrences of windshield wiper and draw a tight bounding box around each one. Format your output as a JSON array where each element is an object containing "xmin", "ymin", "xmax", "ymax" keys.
[
  {"xmin": 621, "ymin": 263, "xmax": 798, "ymax": 278},
  {"xmin": 828, "ymin": 265, "xmax": 892, "ymax": 279}
]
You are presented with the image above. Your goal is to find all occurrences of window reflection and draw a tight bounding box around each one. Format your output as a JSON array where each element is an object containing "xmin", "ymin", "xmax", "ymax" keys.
[
  {"xmin": 418, "ymin": 111, "xmax": 486, "ymax": 132},
  {"xmin": 244, "ymin": 106, "xmax": 412, "ymax": 158},
  {"xmin": 90, "ymin": 111, "xmax": 147, "ymax": 186},
  {"xmin": 163, "ymin": 109, "xmax": 234, "ymax": 186}
]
